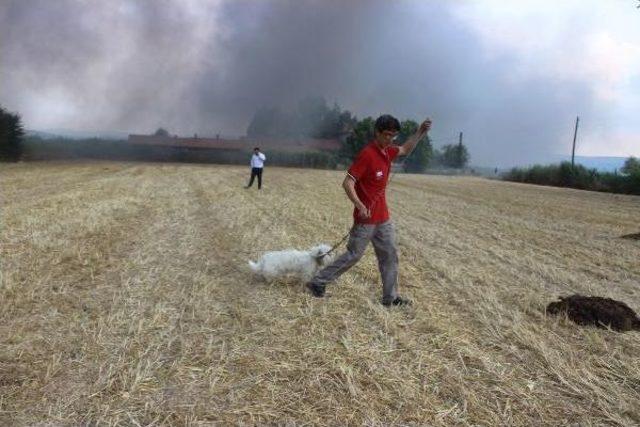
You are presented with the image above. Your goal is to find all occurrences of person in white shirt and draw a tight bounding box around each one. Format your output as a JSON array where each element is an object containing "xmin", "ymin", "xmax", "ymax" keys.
[{"xmin": 245, "ymin": 147, "xmax": 266, "ymax": 189}]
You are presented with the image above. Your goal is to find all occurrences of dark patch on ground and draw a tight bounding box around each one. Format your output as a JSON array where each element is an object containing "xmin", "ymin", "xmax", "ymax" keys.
[
  {"xmin": 620, "ymin": 232, "xmax": 640, "ymax": 240},
  {"xmin": 546, "ymin": 295, "xmax": 640, "ymax": 332}
]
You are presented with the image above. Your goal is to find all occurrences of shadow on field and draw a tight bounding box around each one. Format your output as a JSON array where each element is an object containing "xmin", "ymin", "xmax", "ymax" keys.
[{"xmin": 546, "ymin": 295, "xmax": 640, "ymax": 332}]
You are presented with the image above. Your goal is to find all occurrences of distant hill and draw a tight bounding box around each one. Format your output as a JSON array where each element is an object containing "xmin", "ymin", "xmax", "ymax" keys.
[
  {"xmin": 25, "ymin": 130, "xmax": 61, "ymax": 140},
  {"xmin": 497, "ymin": 155, "xmax": 629, "ymax": 173}
]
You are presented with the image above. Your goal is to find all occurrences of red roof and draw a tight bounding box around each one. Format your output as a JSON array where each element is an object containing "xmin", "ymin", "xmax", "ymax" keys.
[{"xmin": 128, "ymin": 135, "xmax": 341, "ymax": 152}]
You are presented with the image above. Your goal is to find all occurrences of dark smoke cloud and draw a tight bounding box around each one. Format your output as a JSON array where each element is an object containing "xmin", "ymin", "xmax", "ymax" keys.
[{"xmin": 1, "ymin": 0, "xmax": 601, "ymax": 166}]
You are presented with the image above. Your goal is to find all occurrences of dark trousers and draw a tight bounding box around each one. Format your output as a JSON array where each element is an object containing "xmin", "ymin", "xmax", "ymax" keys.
[{"xmin": 247, "ymin": 167, "xmax": 263, "ymax": 189}]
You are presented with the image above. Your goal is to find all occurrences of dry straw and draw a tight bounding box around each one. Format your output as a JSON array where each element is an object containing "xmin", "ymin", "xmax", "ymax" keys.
[{"xmin": 1, "ymin": 161, "xmax": 639, "ymax": 425}]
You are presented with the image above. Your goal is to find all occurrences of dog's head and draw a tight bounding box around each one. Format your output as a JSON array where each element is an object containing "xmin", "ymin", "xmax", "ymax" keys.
[{"xmin": 309, "ymin": 244, "xmax": 335, "ymax": 267}]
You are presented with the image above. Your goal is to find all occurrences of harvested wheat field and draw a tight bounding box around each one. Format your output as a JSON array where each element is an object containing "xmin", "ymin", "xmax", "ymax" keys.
[{"xmin": 1, "ymin": 161, "xmax": 640, "ymax": 426}]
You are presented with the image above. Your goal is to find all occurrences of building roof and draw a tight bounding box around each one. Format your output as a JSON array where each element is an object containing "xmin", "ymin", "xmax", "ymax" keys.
[{"xmin": 128, "ymin": 134, "xmax": 341, "ymax": 152}]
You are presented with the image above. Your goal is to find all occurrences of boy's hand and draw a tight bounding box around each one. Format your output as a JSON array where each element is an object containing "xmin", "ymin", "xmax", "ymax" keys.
[
  {"xmin": 418, "ymin": 118, "xmax": 432, "ymax": 137},
  {"xmin": 356, "ymin": 202, "xmax": 371, "ymax": 219}
]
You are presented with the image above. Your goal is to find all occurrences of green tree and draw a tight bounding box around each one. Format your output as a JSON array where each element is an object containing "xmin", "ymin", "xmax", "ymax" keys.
[
  {"xmin": 247, "ymin": 107, "xmax": 293, "ymax": 138},
  {"xmin": 154, "ymin": 128, "xmax": 170, "ymax": 137},
  {"xmin": 502, "ymin": 162, "xmax": 640, "ymax": 195},
  {"xmin": 441, "ymin": 142, "xmax": 470, "ymax": 168},
  {"xmin": 294, "ymin": 96, "xmax": 330, "ymax": 137},
  {"xmin": 247, "ymin": 97, "xmax": 355, "ymax": 139},
  {"xmin": 0, "ymin": 106, "xmax": 25, "ymax": 161},
  {"xmin": 316, "ymin": 103, "xmax": 356, "ymax": 139},
  {"xmin": 341, "ymin": 117, "xmax": 374, "ymax": 160},
  {"xmin": 621, "ymin": 156, "xmax": 640, "ymax": 175},
  {"xmin": 398, "ymin": 120, "xmax": 432, "ymax": 172}
]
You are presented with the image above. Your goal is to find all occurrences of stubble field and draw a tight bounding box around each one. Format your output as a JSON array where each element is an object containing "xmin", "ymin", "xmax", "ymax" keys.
[{"xmin": 1, "ymin": 161, "xmax": 639, "ymax": 426}]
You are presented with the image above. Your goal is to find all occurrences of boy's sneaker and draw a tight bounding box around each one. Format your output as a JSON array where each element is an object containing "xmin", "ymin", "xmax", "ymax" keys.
[
  {"xmin": 306, "ymin": 282, "xmax": 325, "ymax": 298},
  {"xmin": 382, "ymin": 296, "xmax": 412, "ymax": 307}
]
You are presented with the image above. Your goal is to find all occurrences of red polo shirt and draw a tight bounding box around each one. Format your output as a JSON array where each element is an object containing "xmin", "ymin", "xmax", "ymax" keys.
[{"xmin": 347, "ymin": 141, "xmax": 400, "ymax": 224}]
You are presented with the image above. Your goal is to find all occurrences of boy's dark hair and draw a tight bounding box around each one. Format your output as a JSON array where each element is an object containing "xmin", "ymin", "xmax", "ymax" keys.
[
  {"xmin": 254, "ymin": 147, "xmax": 260, "ymax": 151},
  {"xmin": 374, "ymin": 114, "xmax": 401, "ymax": 133}
]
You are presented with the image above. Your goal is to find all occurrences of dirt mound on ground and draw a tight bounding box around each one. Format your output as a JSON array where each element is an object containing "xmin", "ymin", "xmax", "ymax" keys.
[
  {"xmin": 546, "ymin": 295, "xmax": 640, "ymax": 332},
  {"xmin": 620, "ymin": 232, "xmax": 640, "ymax": 240}
]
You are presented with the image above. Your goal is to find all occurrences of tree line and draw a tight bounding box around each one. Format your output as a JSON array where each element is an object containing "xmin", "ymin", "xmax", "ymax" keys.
[
  {"xmin": 2, "ymin": 99, "xmax": 469, "ymax": 171},
  {"xmin": 247, "ymin": 96, "xmax": 469, "ymax": 171},
  {"xmin": 502, "ymin": 159, "xmax": 640, "ymax": 195},
  {"xmin": 0, "ymin": 106, "xmax": 25, "ymax": 161},
  {"xmin": 6, "ymin": 100, "xmax": 637, "ymax": 194}
]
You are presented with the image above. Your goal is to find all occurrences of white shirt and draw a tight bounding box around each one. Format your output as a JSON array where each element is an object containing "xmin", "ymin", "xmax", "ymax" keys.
[{"xmin": 251, "ymin": 152, "xmax": 266, "ymax": 168}]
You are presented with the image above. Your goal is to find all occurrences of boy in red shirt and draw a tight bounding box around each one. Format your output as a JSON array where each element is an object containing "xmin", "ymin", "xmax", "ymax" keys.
[{"xmin": 307, "ymin": 114, "xmax": 432, "ymax": 306}]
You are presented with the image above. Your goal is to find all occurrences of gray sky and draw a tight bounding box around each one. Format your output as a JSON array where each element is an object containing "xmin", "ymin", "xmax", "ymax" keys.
[{"xmin": 1, "ymin": 0, "xmax": 639, "ymax": 167}]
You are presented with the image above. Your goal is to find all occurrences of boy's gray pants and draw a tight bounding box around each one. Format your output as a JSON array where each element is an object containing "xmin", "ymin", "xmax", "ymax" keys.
[{"xmin": 310, "ymin": 220, "xmax": 398, "ymax": 304}]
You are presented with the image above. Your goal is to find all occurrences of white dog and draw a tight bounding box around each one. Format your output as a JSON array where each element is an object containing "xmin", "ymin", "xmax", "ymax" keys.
[{"xmin": 248, "ymin": 244, "xmax": 335, "ymax": 282}]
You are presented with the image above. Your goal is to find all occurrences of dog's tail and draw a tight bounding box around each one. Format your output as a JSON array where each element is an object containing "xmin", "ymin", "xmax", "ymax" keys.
[{"xmin": 248, "ymin": 260, "xmax": 260, "ymax": 273}]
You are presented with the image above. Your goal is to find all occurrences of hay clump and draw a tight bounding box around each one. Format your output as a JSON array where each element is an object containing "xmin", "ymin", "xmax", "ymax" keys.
[{"xmin": 546, "ymin": 294, "xmax": 640, "ymax": 332}]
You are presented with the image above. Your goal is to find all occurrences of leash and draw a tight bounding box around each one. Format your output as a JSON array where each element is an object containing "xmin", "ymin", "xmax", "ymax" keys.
[
  {"xmin": 316, "ymin": 224, "xmax": 353, "ymax": 259},
  {"xmin": 229, "ymin": 131, "xmax": 429, "ymax": 260}
]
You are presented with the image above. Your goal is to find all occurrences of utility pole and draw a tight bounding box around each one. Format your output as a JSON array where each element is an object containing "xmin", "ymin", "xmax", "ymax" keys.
[{"xmin": 571, "ymin": 116, "xmax": 579, "ymax": 168}]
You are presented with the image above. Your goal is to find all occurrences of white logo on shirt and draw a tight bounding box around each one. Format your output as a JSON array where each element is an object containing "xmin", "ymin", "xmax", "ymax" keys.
[{"xmin": 375, "ymin": 170, "xmax": 384, "ymax": 179}]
